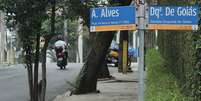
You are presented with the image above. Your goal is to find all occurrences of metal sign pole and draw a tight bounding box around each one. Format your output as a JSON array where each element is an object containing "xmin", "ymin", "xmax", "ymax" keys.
[{"xmin": 137, "ymin": 1, "xmax": 145, "ymax": 101}]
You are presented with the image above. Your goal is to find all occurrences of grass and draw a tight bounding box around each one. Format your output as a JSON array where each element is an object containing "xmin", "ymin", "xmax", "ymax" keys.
[{"xmin": 145, "ymin": 49, "xmax": 191, "ymax": 101}]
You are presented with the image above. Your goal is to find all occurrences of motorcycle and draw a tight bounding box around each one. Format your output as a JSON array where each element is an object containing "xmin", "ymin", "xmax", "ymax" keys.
[
  {"xmin": 55, "ymin": 47, "xmax": 67, "ymax": 70},
  {"xmin": 106, "ymin": 49, "xmax": 119, "ymax": 67},
  {"xmin": 106, "ymin": 48, "xmax": 134, "ymax": 67}
]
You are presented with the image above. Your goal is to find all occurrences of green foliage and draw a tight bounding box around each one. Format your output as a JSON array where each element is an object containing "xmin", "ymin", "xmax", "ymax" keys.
[
  {"xmin": 158, "ymin": 0, "xmax": 195, "ymax": 5},
  {"xmin": 145, "ymin": 49, "xmax": 192, "ymax": 101},
  {"xmin": 156, "ymin": 1, "xmax": 201, "ymax": 100},
  {"xmin": 0, "ymin": 0, "xmax": 48, "ymax": 48},
  {"xmin": 60, "ymin": 0, "xmax": 99, "ymax": 26},
  {"xmin": 158, "ymin": 31, "xmax": 201, "ymax": 101},
  {"xmin": 145, "ymin": 49, "xmax": 164, "ymax": 75},
  {"xmin": 42, "ymin": 16, "xmax": 64, "ymax": 35},
  {"xmin": 59, "ymin": 0, "xmax": 131, "ymax": 26}
]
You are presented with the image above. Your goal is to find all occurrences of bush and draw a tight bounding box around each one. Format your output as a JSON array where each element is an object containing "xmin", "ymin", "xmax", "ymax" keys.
[
  {"xmin": 145, "ymin": 49, "xmax": 191, "ymax": 101},
  {"xmin": 158, "ymin": 31, "xmax": 201, "ymax": 100}
]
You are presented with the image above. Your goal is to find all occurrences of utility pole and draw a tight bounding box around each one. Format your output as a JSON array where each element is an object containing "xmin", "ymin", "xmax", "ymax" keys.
[
  {"xmin": 118, "ymin": 30, "xmax": 129, "ymax": 73},
  {"xmin": 137, "ymin": 0, "xmax": 145, "ymax": 101},
  {"xmin": 118, "ymin": 0, "xmax": 135, "ymax": 73},
  {"xmin": 154, "ymin": 0, "xmax": 158, "ymax": 50}
]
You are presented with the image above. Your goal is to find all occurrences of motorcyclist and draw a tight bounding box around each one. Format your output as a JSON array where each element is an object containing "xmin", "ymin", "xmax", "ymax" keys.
[
  {"xmin": 106, "ymin": 40, "xmax": 119, "ymax": 67},
  {"xmin": 54, "ymin": 35, "xmax": 68, "ymax": 67}
]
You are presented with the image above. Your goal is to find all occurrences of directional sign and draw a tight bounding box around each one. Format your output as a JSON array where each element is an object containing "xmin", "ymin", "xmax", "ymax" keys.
[
  {"xmin": 148, "ymin": 6, "xmax": 199, "ymax": 30},
  {"xmin": 90, "ymin": 6, "xmax": 136, "ymax": 32}
]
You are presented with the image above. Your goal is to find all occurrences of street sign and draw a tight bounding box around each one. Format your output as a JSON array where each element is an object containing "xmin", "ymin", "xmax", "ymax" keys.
[
  {"xmin": 148, "ymin": 6, "xmax": 199, "ymax": 30},
  {"xmin": 90, "ymin": 6, "xmax": 136, "ymax": 32}
]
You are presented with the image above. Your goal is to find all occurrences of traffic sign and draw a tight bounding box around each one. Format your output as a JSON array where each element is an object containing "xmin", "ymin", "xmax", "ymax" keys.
[
  {"xmin": 90, "ymin": 6, "xmax": 136, "ymax": 32},
  {"xmin": 148, "ymin": 6, "xmax": 199, "ymax": 30}
]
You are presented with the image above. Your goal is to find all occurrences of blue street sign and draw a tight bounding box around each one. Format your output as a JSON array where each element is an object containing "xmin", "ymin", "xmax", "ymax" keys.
[
  {"xmin": 90, "ymin": 6, "xmax": 136, "ymax": 32},
  {"xmin": 149, "ymin": 6, "xmax": 199, "ymax": 25},
  {"xmin": 148, "ymin": 6, "xmax": 199, "ymax": 30}
]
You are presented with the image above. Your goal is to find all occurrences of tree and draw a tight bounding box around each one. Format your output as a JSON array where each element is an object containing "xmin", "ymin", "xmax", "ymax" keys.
[
  {"xmin": 0, "ymin": 0, "xmax": 48, "ymax": 101},
  {"xmin": 63, "ymin": 0, "xmax": 132, "ymax": 94}
]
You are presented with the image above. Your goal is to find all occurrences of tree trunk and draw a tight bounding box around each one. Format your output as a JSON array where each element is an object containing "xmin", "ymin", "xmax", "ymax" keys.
[
  {"xmin": 73, "ymin": 31, "xmax": 115, "ymax": 94},
  {"xmin": 38, "ymin": 1, "xmax": 56, "ymax": 100},
  {"xmin": 40, "ymin": 35, "xmax": 52, "ymax": 101},
  {"xmin": 51, "ymin": 0, "xmax": 55, "ymax": 35},
  {"xmin": 39, "ymin": 0, "xmax": 56, "ymax": 99},
  {"xmin": 72, "ymin": 0, "xmax": 132, "ymax": 94},
  {"xmin": 34, "ymin": 33, "xmax": 40, "ymax": 101},
  {"xmin": 25, "ymin": 45, "xmax": 34, "ymax": 101},
  {"xmin": 98, "ymin": 60, "xmax": 111, "ymax": 78}
]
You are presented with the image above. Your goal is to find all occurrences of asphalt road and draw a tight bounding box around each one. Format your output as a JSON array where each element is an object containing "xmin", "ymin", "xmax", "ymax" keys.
[{"xmin": 0, "ymin": 63, "xmax": 82, "ymax": 101}]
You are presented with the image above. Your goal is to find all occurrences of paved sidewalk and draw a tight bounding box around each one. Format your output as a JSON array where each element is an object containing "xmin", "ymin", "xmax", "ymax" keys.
[
  {"xmin": 53, "ymin": 64, "xmax": 138, "ymax": 101},
  {"xmin": 0, "ymin": 64, "xmax": 16, "ymax": 70}
]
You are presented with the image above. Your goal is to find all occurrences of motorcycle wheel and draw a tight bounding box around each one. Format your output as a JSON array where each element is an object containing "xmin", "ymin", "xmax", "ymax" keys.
[{"xmin": 114, "ymin": 63, "xmax": 118, "ymax": 67}]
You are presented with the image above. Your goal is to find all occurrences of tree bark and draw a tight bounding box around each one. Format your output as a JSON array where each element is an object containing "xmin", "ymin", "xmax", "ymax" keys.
[
  {"xmin": 38, "ymin": 0, "xmax": 56, "ymax": 99},
  {"xmin": 34, "ymin": 33, "xmax": 40, "ymax": 101},
  {"xmin": 25, "ymin": 45, "xmax": 34, "ymax": 101},
  {"xmin": 72, "ymin": 0, "xmax": 132, "ymax": 94},
  {"xmin": 37, "ymin": 1, "xmax": 56, "ymax": 100},
  {"xmin": 73, "ymin": 31, "xmax": 115, "ymax": 94},
  {"xmin": 51, "ymin": 0, "xmax": 56, "ymax": 35},
  {"xmin": 41, "ymin": 35, "xmax": 55, "ymax": 101},
  {"xmin": 98, "ymin": 60, "xmax": 111, "ymax": 78},
  {"xmin": 40, "ymin": 35, "xmax": 52, "ymax": 101}
]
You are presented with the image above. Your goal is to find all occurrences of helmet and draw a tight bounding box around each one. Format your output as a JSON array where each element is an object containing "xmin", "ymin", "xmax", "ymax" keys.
[{"xmin": 57, "ymin": 35, "xmax": 63, "ymax": 40}]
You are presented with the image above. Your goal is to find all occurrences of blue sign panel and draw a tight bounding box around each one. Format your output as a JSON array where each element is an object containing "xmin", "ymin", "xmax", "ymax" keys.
[
  {"xmin": 149, "ymin": 6, "xmax": 199, "ymax": 25},
  {"xmin": 90, "ymin": 6, "xmax": 136, "ymax": 32}
]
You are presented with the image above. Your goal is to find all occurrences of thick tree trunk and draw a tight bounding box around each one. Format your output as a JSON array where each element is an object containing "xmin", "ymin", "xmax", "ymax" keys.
[
  {"xmin": 72, "ymin": 0, "xmax": 132, "ymax": 95},
  {"xmin": 98, "ymin": 60, "xmax": 111, "ymax": 78},
  {"xmin": 73, "ymin": 31, "xmax": 115, "ymax": 94}
]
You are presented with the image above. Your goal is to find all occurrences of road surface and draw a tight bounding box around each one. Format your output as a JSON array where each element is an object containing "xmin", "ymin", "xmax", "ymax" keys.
[{"xmin": 0, "ymin": 63, "xmax": 82, "ymax": 101}]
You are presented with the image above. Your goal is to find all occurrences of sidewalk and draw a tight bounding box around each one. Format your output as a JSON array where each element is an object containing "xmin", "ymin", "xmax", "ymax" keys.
[
  {"xmin": 0, "ymin": 64, "xmax": 14, "ymax": 70},
  {"xmin": 53, "ymin": 63, "xmax": 138, "ymax": 101}
]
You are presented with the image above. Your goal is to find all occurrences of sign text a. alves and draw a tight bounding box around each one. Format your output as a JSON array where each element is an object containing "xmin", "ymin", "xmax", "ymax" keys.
[{"xmin": 90, "ymin": 6, "xmax": 136, "ymax": 32}]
